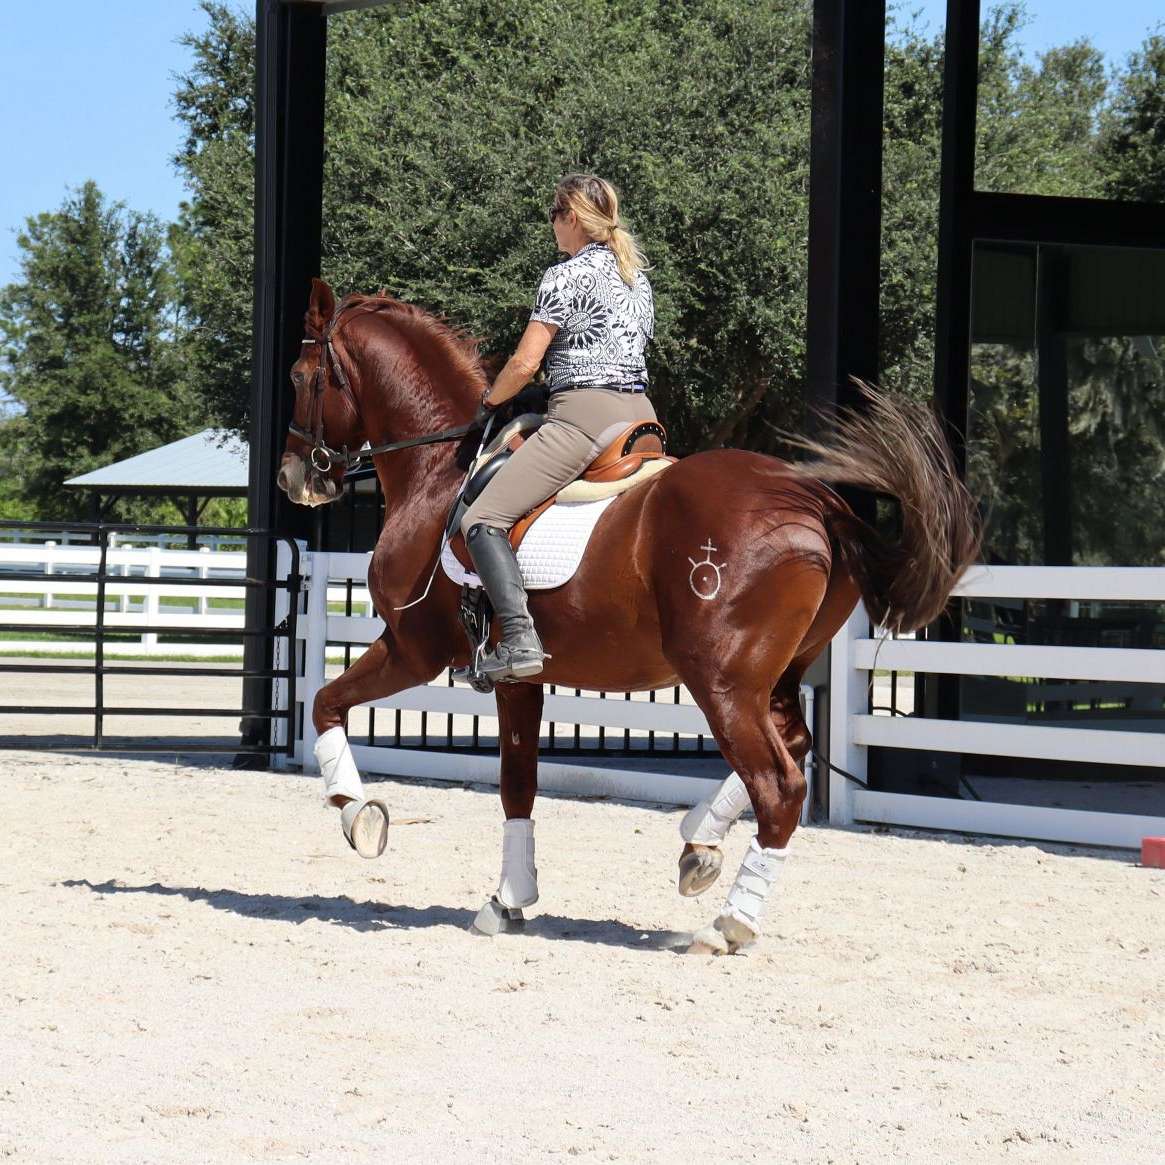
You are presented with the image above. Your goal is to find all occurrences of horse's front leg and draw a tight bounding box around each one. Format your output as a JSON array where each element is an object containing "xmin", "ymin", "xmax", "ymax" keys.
[
  {"xmin": 470, "ymin": 681, "xmax": 544, "ymax": 936},
  {"xmin": 311, "ymin": 635, "xmax": 423, "ymax": 859}
]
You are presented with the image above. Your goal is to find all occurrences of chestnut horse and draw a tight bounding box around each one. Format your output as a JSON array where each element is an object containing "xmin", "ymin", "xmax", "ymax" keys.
[{"xmin": 278, "ymin": 279, "xmax": 979, "ymax": 953}]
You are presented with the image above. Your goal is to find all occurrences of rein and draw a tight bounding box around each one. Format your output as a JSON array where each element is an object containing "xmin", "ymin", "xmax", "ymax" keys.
[{"xmin": 288, "ymin": 299, "xmax": 478, "ymax": 473}]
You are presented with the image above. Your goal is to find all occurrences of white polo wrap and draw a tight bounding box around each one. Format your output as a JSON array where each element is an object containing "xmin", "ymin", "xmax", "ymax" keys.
[
  {"xmin": 314, "ymin": 726, "xmax": 365, "ymax": 805},
  {"xmin": 680, "ymin": 772, "xmax": 751, "ymax": 845},
  {"xmin": 496, "ymin": 817, "xmax": 538, "ymax": 909},
  {"xmin": 723, "ymin": 837, "xmax": 788, "ymax": 935}
]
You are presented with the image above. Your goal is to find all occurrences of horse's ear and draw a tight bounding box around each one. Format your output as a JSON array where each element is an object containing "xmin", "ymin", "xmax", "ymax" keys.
[{"xmin": 306, "ymin": 278, "xmax": 335, "ymax": 334}]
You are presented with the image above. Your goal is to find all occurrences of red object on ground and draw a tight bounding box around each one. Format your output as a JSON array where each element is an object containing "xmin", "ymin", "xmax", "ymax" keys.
[{"xmin": 1142, "ymin": 838, "xmax": 1165, "ymax": 869}]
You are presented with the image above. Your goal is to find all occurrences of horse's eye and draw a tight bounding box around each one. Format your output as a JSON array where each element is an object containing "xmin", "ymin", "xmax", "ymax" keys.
[{"xmin": 291, "ymin": 370, "xmax": 305, "ymax": 387}]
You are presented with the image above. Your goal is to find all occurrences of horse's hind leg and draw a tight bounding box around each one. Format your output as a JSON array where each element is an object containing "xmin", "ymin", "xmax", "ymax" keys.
[
  {"xmin": 678, "ymin": 568, "xmax": 860, "ymax": 890},
  {"xmin": 470, "ymin": 682, "xmax": 544, "ymax": 936},
  {"xmin": 669, "ymin": 554, "xmax": 826, "ymax": 952},
  {"xmin": 677, "ymin": 773, "xmax": 750, "ymax": 896},
  {"xmin": 683, "ymin": 685, "xmax": 808, "ymax": 954},
  {"xmin": 676, "ymin": 678, "xmax": 809, "ymax": 898}
]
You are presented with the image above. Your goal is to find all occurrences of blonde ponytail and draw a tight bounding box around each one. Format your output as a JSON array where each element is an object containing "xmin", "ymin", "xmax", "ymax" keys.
[
  {"xmin": 553, "ymin": 173, "xmax": 649, "ymax": 286},
  {"xmin": 605, "ymin": 223, "xmax": 649, "ymax": 286}
]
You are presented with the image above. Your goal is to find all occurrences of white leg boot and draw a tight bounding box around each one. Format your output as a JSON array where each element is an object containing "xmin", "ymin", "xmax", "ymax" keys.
[
  {"xmin": 677, "ymin": 773, "xmax": 751, "ymax": 896},
  {"xmin": 314, "ymin": 727, "xmax": 389, "ymax": 859},
  {"xmin": 315, "ymin": 726, "xmax": 364, "ymax": 805},
  {"xmin": 690, "ymin": 837, "xmax": 788, "ymax": 955},
  {"xmin": 497, "ymin": 818, "xmax": 539, "ymax": 909},
  {"xmin": 680, "ymin": 772, "xmax": 751, "ymax": 844},
  {"xmin": 471, "ymin": 818, "xmax": 538, "ymax": 936}
]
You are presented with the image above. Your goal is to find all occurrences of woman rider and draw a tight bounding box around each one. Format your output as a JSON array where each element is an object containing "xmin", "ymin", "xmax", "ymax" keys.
[{"xmin": 461, "ymin": 173, "xmax": 657, "ymax": 682}]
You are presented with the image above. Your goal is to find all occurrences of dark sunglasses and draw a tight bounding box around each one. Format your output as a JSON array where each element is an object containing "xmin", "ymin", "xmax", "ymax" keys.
[{"xmin": 547, "ymin": 205, "xmax": 567, "ymax": 224}]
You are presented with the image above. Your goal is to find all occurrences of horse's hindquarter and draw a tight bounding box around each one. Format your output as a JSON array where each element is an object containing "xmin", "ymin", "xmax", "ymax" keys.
[{"xmin": 531, "ymin": 450, "xmax": 838, "ymax": 690}]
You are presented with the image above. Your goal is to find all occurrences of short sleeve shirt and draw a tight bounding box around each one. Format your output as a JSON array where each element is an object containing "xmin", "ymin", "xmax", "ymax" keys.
[{"xmin": 530, "ymin": 242, "xmax": 655, "ymax": 391}]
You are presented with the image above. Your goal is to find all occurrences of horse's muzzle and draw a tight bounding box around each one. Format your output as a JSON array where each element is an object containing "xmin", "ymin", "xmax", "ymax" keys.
[{"xmin": 277, "ymin": 452, "xmax": 341, "ymax": 508}]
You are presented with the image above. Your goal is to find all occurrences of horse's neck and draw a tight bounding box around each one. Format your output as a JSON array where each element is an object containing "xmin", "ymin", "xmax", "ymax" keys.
[
  {"xmin": 372, "ymin": 444, "xmax": 462, "ymax": 534},
  {"xmin": 357, "ymin": 323, "xmax": 479, "ymax": 547}
]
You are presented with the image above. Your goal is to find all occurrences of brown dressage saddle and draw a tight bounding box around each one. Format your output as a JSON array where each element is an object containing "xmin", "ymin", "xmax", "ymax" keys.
[{"xmin": 444, "ymin": 414, "xmax": 674, "ymax": 569}]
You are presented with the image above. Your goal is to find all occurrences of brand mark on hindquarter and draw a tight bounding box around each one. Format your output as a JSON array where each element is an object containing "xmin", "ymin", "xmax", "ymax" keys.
[{"xmin": 688, "ymin": 539, "xmax": 727, "ymax": 601}]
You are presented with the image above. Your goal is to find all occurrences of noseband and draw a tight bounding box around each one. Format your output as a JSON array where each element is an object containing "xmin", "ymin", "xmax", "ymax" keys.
[{"xmin": 287, "ymin": 300, "xmax": 479, "ymax": 474}]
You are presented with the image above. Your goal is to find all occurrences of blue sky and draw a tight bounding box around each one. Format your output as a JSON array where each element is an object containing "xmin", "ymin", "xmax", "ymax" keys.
[
  {"xmin": 0, "ymin": 1, "xmax": 216, "ymax": 287},
  {"xmin": 1, "ymin": 1, "xmax": 1162, "ymax": 288},
  {"xmin": 899, "ymin": 0, "xmax": 1162, "ymax": 57}
]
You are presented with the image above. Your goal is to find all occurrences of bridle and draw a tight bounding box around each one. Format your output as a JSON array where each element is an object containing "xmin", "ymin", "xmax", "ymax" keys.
[{"xmin": 287, "ymin": 300, "xmax": 479, "ymax": 475}]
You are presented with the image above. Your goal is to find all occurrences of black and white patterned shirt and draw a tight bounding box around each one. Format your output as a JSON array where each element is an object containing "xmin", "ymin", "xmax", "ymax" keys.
[{"xmin": 530, "ymin": 242, "xmax": 654, "ymax": 391}]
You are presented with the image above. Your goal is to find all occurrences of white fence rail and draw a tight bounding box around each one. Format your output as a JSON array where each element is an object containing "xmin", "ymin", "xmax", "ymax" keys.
[
  {"xmin": 830, "ymin": 565, "xmax": 1165, "ymax": 849},
  {"xmin": 8, "ymin": 541, "xmax": 1159, "ymax": 838},
  {"xmin": 0, "ymin": 528, "xmax": 248, "ymax": 551},
  {"xmin": 0, "ymin": 543, "xmax": 372, "ymax": 656}
]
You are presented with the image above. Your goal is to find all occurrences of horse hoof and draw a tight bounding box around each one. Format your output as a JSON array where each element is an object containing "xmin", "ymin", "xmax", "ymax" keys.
[
  {"xmin": 469, "ymin": 896, "xmax": 526, "ymax": 937},
  {"xmin": 341, "ymin": 798, "xmax": 389, "ymax": 859},
  {"xmin": 687, "ymin": 914, "xmax": 757, "ymax": 956},
  {"xmin": 677, "ymin": 844, "xmax": 723, "ymax": 897}
]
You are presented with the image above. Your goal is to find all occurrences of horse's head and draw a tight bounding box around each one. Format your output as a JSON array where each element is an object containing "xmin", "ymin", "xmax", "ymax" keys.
[{"xmin": 277, "ymin": 278, "xmax": 364, "ymax": 507}]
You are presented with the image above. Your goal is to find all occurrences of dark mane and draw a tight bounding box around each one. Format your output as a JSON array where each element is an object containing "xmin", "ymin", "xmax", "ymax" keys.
[{"xmin": 334, "ymin": 293, "xmax": 490, "ymax": 399}]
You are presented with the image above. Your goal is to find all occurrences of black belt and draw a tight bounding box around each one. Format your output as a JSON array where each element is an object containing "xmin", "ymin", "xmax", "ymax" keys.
[{"xmin": 553, "ymin": 382, "xmax": 648, "ymax": 394}]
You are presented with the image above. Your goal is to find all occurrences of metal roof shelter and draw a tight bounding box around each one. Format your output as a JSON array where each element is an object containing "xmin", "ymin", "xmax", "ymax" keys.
[
  {"xmin": 64, "ymin": 429, "xmax": 247, "ymax": 543},
  {"xmin": 66, "ymin": 429, "xmax": 248, "ymax": 496}
]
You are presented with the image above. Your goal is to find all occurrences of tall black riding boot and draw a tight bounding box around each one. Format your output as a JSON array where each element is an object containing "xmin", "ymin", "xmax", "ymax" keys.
[{"xmin": 466, "ymin": 524, "xmax": 546, "ymax": 681}]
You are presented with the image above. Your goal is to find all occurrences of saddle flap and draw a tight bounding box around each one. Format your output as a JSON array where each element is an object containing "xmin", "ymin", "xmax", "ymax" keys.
[{"xmin": 447, "ymin": 496, "xmax": 555, "ymax": 571}]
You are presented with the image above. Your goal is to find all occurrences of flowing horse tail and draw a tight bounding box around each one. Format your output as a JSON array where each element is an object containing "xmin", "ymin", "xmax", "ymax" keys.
[{"xmin": 795, "ymin": 382, "xmax": 983, "ymax": 634}]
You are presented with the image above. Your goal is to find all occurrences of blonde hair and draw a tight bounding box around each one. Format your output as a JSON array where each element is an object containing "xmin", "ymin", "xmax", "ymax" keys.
[{"xmin": 553, "ymin": 174, "xmax": 648, "ymax": 286}]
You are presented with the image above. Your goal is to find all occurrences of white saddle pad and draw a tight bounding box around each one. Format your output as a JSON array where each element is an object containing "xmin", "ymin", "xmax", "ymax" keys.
[{"xmin": 442, "ymin": 496, "xmax": 617, "ymax": 591}]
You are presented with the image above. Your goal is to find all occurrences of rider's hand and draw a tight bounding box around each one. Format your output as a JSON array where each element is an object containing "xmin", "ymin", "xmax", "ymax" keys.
[{"xmin": 474, "ymin": 390, "xmax": 497, "ymax": 424}]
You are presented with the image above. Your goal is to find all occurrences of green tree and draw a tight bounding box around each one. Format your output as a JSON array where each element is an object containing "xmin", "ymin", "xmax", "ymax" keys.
[
  {"xmin": 880, "ymin": 13, "xmax": 946, "ymax": 402},
  {"xmin": 976, "ymin": 5, "xmax": 1108, "ymax": 198},
  {"xmin": 0, "ymin": 181, "xmax": 203, "ymax": 519},
  {"xmin": 174, "ymin": 1, "xmax": 813, "ymax": 450},
  {"xmin": 172, "ymin": 0, "xmax": 255, "ymax": 435},
  {"xmin": 172, "ymin": 0, "xmax": 1164, "ymax": 529},
  {"xmin": 880, "ymin": 3, "xmax": 1112, "ymax": 408},
  {"xmin": 1100, "ymin": 31, "xmax": 1165, "ymax": 202}
]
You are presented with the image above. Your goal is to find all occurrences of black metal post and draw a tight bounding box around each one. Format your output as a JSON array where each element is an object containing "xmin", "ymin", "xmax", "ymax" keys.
[
  {"xmin": 240, "ymin": 0, "xmax": 328, "ymax": 763},
  {"xmin": 94, "ymin": 529, "xmax": 109, "ymax": 749},
  {"xmin": 926, "ymin": 0, "xmax": 981, "ymax": 726},
  {"xmin": 807, "ymin": 0, "xmax": 887, "ymax": 417},
  {"xmin": 932, "ymin": 0, "xmax": 980, "ymax": 474},
  {"xmin": 807, "ymin": 0, "xmax": 886, "ymax": 814},
  {"xmin": 185, "ymin": 494, "xmax": 200, "ymax": 549},
  {"xmin": 1036, "ymin": 246, "xmax": 1072, "ymax": 566}
]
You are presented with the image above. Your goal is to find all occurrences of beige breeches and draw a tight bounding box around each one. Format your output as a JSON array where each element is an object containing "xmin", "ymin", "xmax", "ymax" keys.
[{"xmin": 460, "ymin": 388, "xmax": 657, "ymax": 535}]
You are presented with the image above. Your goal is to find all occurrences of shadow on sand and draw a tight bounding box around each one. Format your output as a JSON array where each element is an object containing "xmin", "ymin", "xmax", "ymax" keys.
[{"xmin": 61, "ymin": 878, "xmax": 692, "ymax": 952}]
